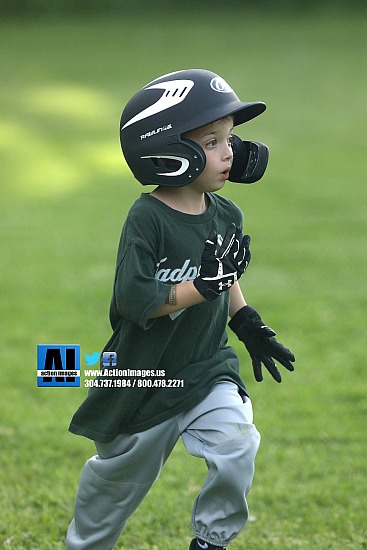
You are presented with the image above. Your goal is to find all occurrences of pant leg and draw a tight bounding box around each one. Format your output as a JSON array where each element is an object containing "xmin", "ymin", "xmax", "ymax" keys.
[
  {"xmin": 66, "ymin": 417, "xmax": 180, "ymax": 550},
  {"xmin": 178, "ymin": 382, "xmax": 260, "ymax": 547}
]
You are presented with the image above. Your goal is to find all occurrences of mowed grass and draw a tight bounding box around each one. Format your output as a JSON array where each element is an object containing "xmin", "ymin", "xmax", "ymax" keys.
[{"xmin": 1, "ymin": 8, "xmax": 367, "ymax": 549}]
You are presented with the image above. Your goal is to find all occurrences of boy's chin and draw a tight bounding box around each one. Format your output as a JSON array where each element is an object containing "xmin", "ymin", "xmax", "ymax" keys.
[
  {"xmin": 189, "ymin": 177, "xmax": 226, "ymax": 194},
  {"xmin": 210, "ymin": 180, "xmax": 226, "ymax": 192}
]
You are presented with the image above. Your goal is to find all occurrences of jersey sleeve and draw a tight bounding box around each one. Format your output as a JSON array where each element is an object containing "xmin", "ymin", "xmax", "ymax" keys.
[{"xmin": 111, "ymin": 241, "xmax": 170, "ymax": 330}]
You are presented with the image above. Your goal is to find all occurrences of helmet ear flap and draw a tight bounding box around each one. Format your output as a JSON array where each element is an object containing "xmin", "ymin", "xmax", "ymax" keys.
[
  {"xmin": 229, "ymin": 134, "xmax": 269, "ymax": 184},
  {"xmin": 135, "ymin": 138, "xmax": 206, "ymax": 187}
]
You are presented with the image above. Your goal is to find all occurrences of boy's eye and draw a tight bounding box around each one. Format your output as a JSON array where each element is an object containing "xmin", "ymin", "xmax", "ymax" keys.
[
  {"xmin": 206, "ymin": 138, "xmax": 217, "ymax": 148},
  {"xmin": 227, "ymin": 134, "xmax": 234, "ymax": 147}
]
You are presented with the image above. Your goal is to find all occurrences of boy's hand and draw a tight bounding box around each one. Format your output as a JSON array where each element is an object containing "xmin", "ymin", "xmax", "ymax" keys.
[
  {"xmin": 194, "ymin": 224, "xmax": 251, "ymax": 301},
  {"xmin": 228, "ymin": 305, "xmax": 295, "ymax": 382}
]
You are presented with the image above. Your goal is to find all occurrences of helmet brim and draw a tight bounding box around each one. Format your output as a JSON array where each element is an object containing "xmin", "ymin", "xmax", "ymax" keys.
[
  {"xmin": 232, "ymin": 101, "xmax": 267, "ymax": 126},
  {"xmin": 180, "ymin": 101, "xmax": 266, "ymax": 135}
]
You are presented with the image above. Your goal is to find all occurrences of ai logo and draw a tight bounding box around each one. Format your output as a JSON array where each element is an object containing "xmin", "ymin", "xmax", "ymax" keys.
[{"xmin": 37, "ymin": 344, "xmax": 80, "ymax": 387}]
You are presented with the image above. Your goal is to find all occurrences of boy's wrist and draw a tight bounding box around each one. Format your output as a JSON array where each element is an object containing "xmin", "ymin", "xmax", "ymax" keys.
[
  {"xmin": 193, "ymin": 277, "xmax": 220, "ymax": 302},
  {"xmin": 164, "ymin": 285, "xmax": 177, "ymax": 306}
]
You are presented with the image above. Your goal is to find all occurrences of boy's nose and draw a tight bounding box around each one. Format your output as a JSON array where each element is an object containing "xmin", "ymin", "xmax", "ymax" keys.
[{"xmin": 223, "ymin": 142, "xmax": 234, "ymax": 161}]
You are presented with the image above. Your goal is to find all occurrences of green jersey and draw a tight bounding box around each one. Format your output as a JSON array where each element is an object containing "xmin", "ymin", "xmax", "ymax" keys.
[{"xmin": 69, "ymin": 192, "xmax": 248, "ymax": 442}]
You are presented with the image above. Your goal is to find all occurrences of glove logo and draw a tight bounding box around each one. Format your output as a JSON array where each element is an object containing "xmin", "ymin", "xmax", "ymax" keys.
[{"xmin": 218, "ymin": 278, "xmax": 235, "ymax": 290}]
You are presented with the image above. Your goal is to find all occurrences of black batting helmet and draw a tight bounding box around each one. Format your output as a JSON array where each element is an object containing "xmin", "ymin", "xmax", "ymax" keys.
[{"xmin": 120, "ymin": 69, "xmax": 268, "ymax": 187}]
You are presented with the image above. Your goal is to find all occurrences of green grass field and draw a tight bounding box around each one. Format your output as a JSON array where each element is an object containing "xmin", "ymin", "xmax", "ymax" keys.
[{"xmin": 1, "ymin": 7, "xmax": 367, "ymax": 549}]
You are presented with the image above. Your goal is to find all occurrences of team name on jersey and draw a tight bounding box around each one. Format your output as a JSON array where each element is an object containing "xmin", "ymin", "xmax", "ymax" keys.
[{"xmin": 155, "ymin": 257, "xmax": 199, "ymax": 283}]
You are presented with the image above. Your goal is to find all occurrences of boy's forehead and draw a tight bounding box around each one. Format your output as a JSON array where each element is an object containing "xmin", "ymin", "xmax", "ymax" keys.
[{"xmin": 187, "ymin": 116, "xmax": 234, "ymax": 138}]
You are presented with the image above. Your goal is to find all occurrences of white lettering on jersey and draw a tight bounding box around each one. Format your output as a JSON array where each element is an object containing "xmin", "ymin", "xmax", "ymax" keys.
[{"xmin": 155, "ymin": 257, "xmax": 199, "ymax": 283}]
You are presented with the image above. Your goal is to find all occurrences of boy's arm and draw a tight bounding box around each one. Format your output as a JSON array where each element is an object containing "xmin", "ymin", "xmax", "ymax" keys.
[
  {"xmin": 149, "ymin": 281, "xmax": 206, "ymax": 318},
  {"xmin": 229, "ymin": 281, "xmax": 247, "ymax": 318},
  {"xmin": 151, "ymin": 279, "xmax": 246, "ymax": 319}
]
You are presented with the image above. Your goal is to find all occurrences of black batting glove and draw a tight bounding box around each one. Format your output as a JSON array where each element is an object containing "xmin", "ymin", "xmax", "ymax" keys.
[
  {"xmin": 229, "ymin": 305, "xmax": 295, "ymax": 382},
  {"xmin": 194, "ymin": 224, "xmax": 251, "ymax": 302}
]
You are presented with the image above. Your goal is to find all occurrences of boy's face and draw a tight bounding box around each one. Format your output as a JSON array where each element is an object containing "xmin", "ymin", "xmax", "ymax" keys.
[{"xmin": 183, "ymin": 116, "xmax": 234, "ymax": 193}]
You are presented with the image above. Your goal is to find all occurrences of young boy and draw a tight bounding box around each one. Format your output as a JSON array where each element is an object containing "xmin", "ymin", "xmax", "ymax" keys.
[{"xmin": 66, "ymin": 69, "xmax": 295, "ymax": 550}]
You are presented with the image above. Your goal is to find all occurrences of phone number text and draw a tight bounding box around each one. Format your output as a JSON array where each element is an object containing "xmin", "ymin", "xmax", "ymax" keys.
[{"xmin": 84, "ymin": 378, "xmax": 184, "ymax": 388}]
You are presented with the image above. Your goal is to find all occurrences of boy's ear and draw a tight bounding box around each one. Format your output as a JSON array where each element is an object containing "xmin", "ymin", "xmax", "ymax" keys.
[{"xmin": 229, "ymin": 135, "xmax": 269, "ymax": 184}]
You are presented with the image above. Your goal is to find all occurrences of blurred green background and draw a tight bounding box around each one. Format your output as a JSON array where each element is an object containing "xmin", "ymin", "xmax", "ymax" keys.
[{"xmin": 1, "ymin": 2, "xmax": 367, "ymax": 549}]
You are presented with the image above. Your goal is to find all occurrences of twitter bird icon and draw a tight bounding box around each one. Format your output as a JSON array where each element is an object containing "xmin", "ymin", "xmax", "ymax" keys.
[{"xmin": 85, "ymin": 352, "xmax": 100, "ymax": 367}]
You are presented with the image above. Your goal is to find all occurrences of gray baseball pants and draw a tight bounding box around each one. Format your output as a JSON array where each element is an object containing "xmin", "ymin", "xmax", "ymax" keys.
[{"xmin": 66, "ymin": 382, "xmax": 260, "ymax": 549}]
